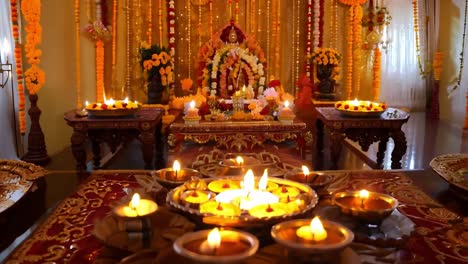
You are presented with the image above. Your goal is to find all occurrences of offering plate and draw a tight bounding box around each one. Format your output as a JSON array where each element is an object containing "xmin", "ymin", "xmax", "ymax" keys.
[{"xmin": 166, "ymin": 177, "xmax": 318, "ymax": 227}]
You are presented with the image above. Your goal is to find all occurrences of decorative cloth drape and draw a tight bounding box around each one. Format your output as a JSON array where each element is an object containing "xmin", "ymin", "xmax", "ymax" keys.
[{"xmin": 379, "ymin": 0, "xmax": 426, "ymax": 111}]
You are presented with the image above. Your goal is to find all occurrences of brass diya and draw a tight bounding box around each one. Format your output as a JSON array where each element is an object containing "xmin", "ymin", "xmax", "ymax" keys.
[
  {"xmin": 173, "ymin": 228, "xmax": 259, "ymax": 263},
  {"xmin": 271, "ymin": 218, "xmax": 354, "ymax": 254},
  {"xmin": 166, "ymin": 176, "xmax": 318, "ymax": 227},
  {"xmin": 152, "ymin": 162, "xmax": 202, "ymax": 188},
  {"xmin": 285, "ymin": 168, "xmax": 333, "ymax": 193},
  {"xmin": 332, "ymin": 190, "xmax": 398, "ymax": 223}
]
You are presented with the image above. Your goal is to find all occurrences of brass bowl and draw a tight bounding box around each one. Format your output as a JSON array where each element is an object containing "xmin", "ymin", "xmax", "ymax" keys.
[
  {"xmin": 285, "ymin": 171, "xmax": 333, "ymax": 193},
  {"xmin": 87, "ymin": 106, "xmax": 140, "ymax": 117},
  {"xmin": 151, "ymin": 168, "xmax": 202, "ymax": 188},
  {"xmin": 332, "ymin": 191, "xmax": 398, "ymax": 224},
  {"xmin": 271, "ymin": 219, "xmax": 354, "ymax": 254},
  {"xmin": 173, "ymin": 229, "xmax": 259, "ymax": 263},
  {"xmin": 166, "ymin": 177, "xmax": 318, "ymax": 227}
]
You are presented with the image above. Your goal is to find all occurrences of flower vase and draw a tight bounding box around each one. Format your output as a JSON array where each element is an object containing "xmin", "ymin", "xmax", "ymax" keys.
[
  {"xmin": 315, "ymin": 64, "xmax": 336, "ymax": 100},
  {"xmin": 147, "ymin": 76, "xmax": 169, "ymax": 104}
]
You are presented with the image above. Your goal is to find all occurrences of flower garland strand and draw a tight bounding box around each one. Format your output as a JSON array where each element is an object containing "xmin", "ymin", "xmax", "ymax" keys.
[
  {"xmin": 75, "ymin": 0, "xmax": 82, "ymax": 109},
  {"xmin": 158, "ymin": 0, "xmax": 163, "ymax": 47},
  {"xmin": 275, "ymin": 0, "xmax": 281, "ymax": 79},
  {"xmin": 167, "ymin": 0, "xmax": 176, "ymax": 96},
  {"xmin": 305, "ymin": 0, "xmax": 312, "ymax": 78},
  {"xmin": 313, "ymin": 0, "xmax": 320, "ymax": 50},
  {"xmin": 10, "ymin": 0, "xmax": 26, "ymax": 134},
  {"xmin": 266, "ymin": 0, "xmax": 271, "ymax": 78},
  {"xmin": 346, "ymin": 5, "xmax": 354, "ymax": 99},
  {"xmin": 453, "ymin": 0, "xmax": 468, "ymax": 94},
  {"xmin": 187, "ymin": 0, "xmax": 191, "ymax": 79},
  {"xmin": 412, "ymin": 0, "xmax": 425, "ymax": 76},
  {"xmin": 148, "ymin": 0, "xmax": 152, "ymax": 43},
  {"xmin": 235, "ymin": 0, "xmax": 239, "ymax": 23},
  {"xmin": 372, "ymin": 46, "xmax": 381, "ymax": 101},
  {"xmin": 21, "ymin": 0, "xmax": 46, "ymax": 95},
  {"xmin": 319, "ymin": 0, "xmax": 324, "ymax": 47},
  {"xmin": 353, "ymin": 4, "xmax": 363, "ymax": 98},
  {"xmin": 209, "ymin": 0, "xmax": 213, "ymax": 37},
  {"xmin": 431, "ymin": 51, "xmax": 442, "ymax": 120},
  {"xmin": 111, "ymin": 0, "xmax": 117, "ymax": 94}
]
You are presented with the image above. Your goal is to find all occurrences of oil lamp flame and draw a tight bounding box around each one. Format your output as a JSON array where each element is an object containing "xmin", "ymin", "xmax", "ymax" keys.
[
  {"xmin": 105, "ymin": 98, "xmax": 115, "ymax": 105},
  {"xmin": 236, "ymin": 156, "xmax": 244, "ymax": 166},
  {"xmin": 301, "ymin": 165, "xmax": 310, "ymax": 176},
  {"xmin": 190, "ymin": 100, "xmax": 195, "ymax": 108},
  {"xmin": 359, "ymin": 189, "xmax": 369, "ymax": 199},
  {"xmin": 359, "ymin": 189, "xmax": 369, "ymax": 208},
  {"xmin": 124, "ymin": 97, "xmax": 129, "ymax": 103},
  {"xmin": 310, "ymin": 216, "xmax": 327, "ymax": 241},
  {"xmin": 284, "ymin": 100, "xmax": 290, "ymax": 108},
  {"xmin": 258, "ymin": 169, "xmax": 268, "ymax": 191},
  {"xmin": 351, "ymin": 98, "xmax": 359, "ymax": 106},
  {"xmin": 207, "ymin": 227, "xmax": 221, "ymax": 250},
  {"xmin": 129, "ymin": 193, "xmax": 140, "ymax": 210},
  {"xmin": 173, "ymin": 160, "xmax": 181, "ymax": 178},
  {"xmin": 242, "ymin": 170, "xmax": 255, "ymax": 193}
]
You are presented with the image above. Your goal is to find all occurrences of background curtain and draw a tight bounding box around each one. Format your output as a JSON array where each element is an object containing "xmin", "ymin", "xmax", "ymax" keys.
[
  {"xmin": 0, "ymin": 0, "xmax": 20, "ymax": 159},
  {"xmin": 379, "ymin": 0, "xmax": 427, "ymax": 111}
]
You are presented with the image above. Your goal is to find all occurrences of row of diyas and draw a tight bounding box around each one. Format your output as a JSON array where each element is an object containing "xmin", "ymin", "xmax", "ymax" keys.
[{"xmin": 85, "ymin": 97, "xmax": 140, "ymax": 110}]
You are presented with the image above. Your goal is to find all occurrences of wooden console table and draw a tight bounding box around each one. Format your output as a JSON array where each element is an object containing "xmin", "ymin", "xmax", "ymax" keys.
[
  {"xmin": 64, "ymin": 108, "xmax": 163, "ymax": 171},
  {"xmin": 314, "ymin": 107, "xmax": 410, "ymax": 169},
  {"xmin": 167, "ymin": 115, "xmax": 312, "ymax": 164}
]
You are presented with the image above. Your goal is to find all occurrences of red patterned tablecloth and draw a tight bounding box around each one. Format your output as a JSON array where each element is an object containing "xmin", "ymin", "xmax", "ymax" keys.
[{"xmin": 4, "ymin": 170, "xmax": 467, "ymax": 264}]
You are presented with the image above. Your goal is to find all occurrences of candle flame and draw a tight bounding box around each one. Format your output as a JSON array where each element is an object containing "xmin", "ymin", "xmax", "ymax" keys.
[
  {"xmin": 242, "ymin": 85, "xmax": 246, "ymax": 92},
  {"xmin": 259, "ymin": 169, "xmax": 268, "ymax": 191},
  {"xmin": 173, "ymin": 160, "xmax": 181, "ymax": 172},
  {"xmin": 301, "ymin": 165, "xmax": 310, "ymax": 176},
  {"xmin": 105, "ymin": 98, "xmax": 115, "ymax": 105},
  {"xmin": 129, "ymin": 193, "xmax": 140, "ymax": 209},
  {"xmin": 236, "ymin": 156, "xmax": 244, "ymax": 166},
  {"xmin": 190, "ymin": 100, "xmax": 195, "ymax": 108},
  {"xmin": 359, "ymin": 189, "xmax": 370, "ymax": 199},
  {"xmin": 85, "ymin": 101, "xmax": 89, "ymax": 107},
  {"xmin": 242, "ymin": 169, "xmax": 255, "ymax": 193},
  {"xmin": 284, "ymin": 100, "xmax": 289, "ymax": 108},
  {"xmin": 124, "ymin": 97, "xmax": 129, "ymax": 103},
  {"xmin": 207, "ymin": 227, "xmax": 221, "ymax": 249},
  {"xmin": 350, "ymin": 98, "xmax": 359, "ymax": 106},
  {"xmin": 310, "ymin": 216, "xmax": 327, "ymax": 241}
]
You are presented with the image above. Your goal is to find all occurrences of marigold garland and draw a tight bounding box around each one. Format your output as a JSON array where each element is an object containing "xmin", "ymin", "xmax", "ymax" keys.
[
  {"xmin": 372, "ymin": 46, "xmax": 381, "ymax": 101},
  {"xmin": 353, "ymin": 4, "xmax": 363, "ymax": 98},
  {"xmin": 10, "ymin": 0, "xmax": 26, "ymax": 133},
  {"xmin": 346, "ymin": 5, "xmax": 354, "ymax": 99},
  {"xmin": 21, "ymin": 0, "xmax": 45, "ymax": 95},
  {"xmin": 412, "ymin": 0, "xmax": 425, "ymax": 76},
  {"xmin": 433, "ymin": 51, "xmax": 443, "ymax": 82}
]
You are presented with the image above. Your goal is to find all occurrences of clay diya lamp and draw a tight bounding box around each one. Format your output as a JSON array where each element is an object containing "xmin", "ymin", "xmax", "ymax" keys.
[
  {"xmin": 207, "ymin": 179, "xmax": 242, "ymax": 193},
  {"xmin": 332, "ymin": 189, "xmax": 398, "ymax": 224},
  {"xmin": 271, "ymin": 216, "xmax": 354, "ymax": 255},
  {"xmin": 285, "ymin": 166, "xmax": 333, "ymax": 194},
  {"xmin": 200, "ymin": 201, "xmax": 241, "ymax": 217},
  {"xmin": 180, "ymin": 189, "xmax": 216, "ymax": 209},
  {"xmin": 152, "ymin": 160, "xmax": 202, "ymax": 188},
  {"xmin": 248, "ymin": 203, "xmax": 289, "ymax": 219},
  {"xmin": 217, "ymin": 156, "xmax": 263, "ymax": 177},
  {"xmin": 113, "ymin": 193, "xmax": 158, "ymax": 218},
  {"xmin": 173, "ymin": 227, "xmax": 259, "ymax": 263}
]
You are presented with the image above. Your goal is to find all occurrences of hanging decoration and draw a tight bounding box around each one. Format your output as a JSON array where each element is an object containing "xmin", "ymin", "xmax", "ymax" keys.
[
  {"xmin": 209, "ymin": 0, "xmax": 213, "ymax": 36},
  {"xmin": 187, "ymin": 0, "xmax": 192, "ymax": 79},
  {"xmin": 111, "ymin": 0, "xmax": 117, "ymax": 95},
  {"xmin": 235, "ymin": 0, "xmax": 239, "ymax": 23},
  {"xmin": 305, "ymin": 0, "xmax": 312, "ymax": 78},
  {"xmin": 339, "ymin": 0, "xmax": 368, "ymax": 99},
  {"xmin": 83, "ymin": 0, "xmax": 111, "ymax": 102},
  {"xmin": 266, "ymin": 0, "xmax": 271, "ymax": 79},
  {"xmin": 74, "ymin": 0, "xmax": 82, "ymax": 109},
  {"xmin": 159, "ymin": 0, "xmax": 163, "ymax": 46},
  {"xmin": 22, "ymin": 0, "xmax": 46, "ymax": 95},
  {"xmin": 312, "ymin": 0, "xmax": 320, "ymax": 50},
  {"xmin": 274, "ymin": 0, "xmax": 281, "ymax": 80},
  {"xmin": 167, "ymin": 0, "xmax": 176, "ymax": 86},
  {"xmin": 10, "ymin": 0, "xmax": 26, "ymax": 134},
  {"xmin": 412, "ymin": 0, "xmax": 426, "ymax": 77},
  {"xmin": 319, "ymin": 0, "xmax": 324, "ymax": 47},
  {"xmin": 148, "ymin": 0, "xmax": 152, "ymax": 43},
  {"xmin": 372, "ymin": 46, "xmax": 381, "ymax": 101},
  {"xmin": 329, "ymin": 0, "xmax": 338, "ymax": 49},
  {"xmin": 430, "ymin": 51, "xmax": 442, "ymax": 120}
]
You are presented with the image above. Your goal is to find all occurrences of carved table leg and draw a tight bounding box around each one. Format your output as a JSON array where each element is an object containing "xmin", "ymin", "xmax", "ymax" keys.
[
  {"xmin": 330, "ymin": 130, "xmax": 345, "ymax": 169},
  {"xmin": 91, "ymin": 137, "xmax": 101, "ymax": 169},
  {"xmin": 390, "ymin": 129, "xmax": 407, "ymax": 169},
  {"xmin": 377, "ymin": 135, "xmax": 389, "ymax": 168},
  {"xmin": 70, "ymin": 130, "xmax": 87, "ymax": 171},
  {"xmin": 140, "ymin": 131, "xmax": 155, "ymax": 170},
  {"xmin": 154, "ymin": 122, "xmax": 165, "ymax": 169}
]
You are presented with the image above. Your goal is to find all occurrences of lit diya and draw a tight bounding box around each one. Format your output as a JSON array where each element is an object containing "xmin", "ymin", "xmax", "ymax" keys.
[
  {"xmin": 219, "ymin": 156, "xmax": 262, "ymax": 168},
  {"xmin": 333, "ymin": 189, "xmax": 398, "ymax": 223},
  {"xmin": 180, "ymin": 190, "xmax": 215, "ymax": 208},
  {"xmin": 271, "ymin": 216, "xmax": 354, "ymax": 254},
  {"xmin": 113, "ymin": 193, "xmax": 158, "ymax": 218},
  {"xmin": 215, "ymin": 170, "xmax": 279, "ymax": 210},
  {"xmin": 152, "ymin": 160, "xmax": 202, "ymax": 188},
  {"xmin": 86, "ymin": 97, "xmax": 140, "ymax": 117},
  {"xmin": 173, "ymin": 227, "xmax": 259, "ymax": 263},
  {"xmin": 334, "ymin": 99, "xmax": 387, "ymax": 117},
  {"xmin": 285, "ymin": 166, "xmax": 333, "ymax": 192},
  {"xmin": 207, "ymin": 179, "xmax": 242, "ymax": 193}
]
